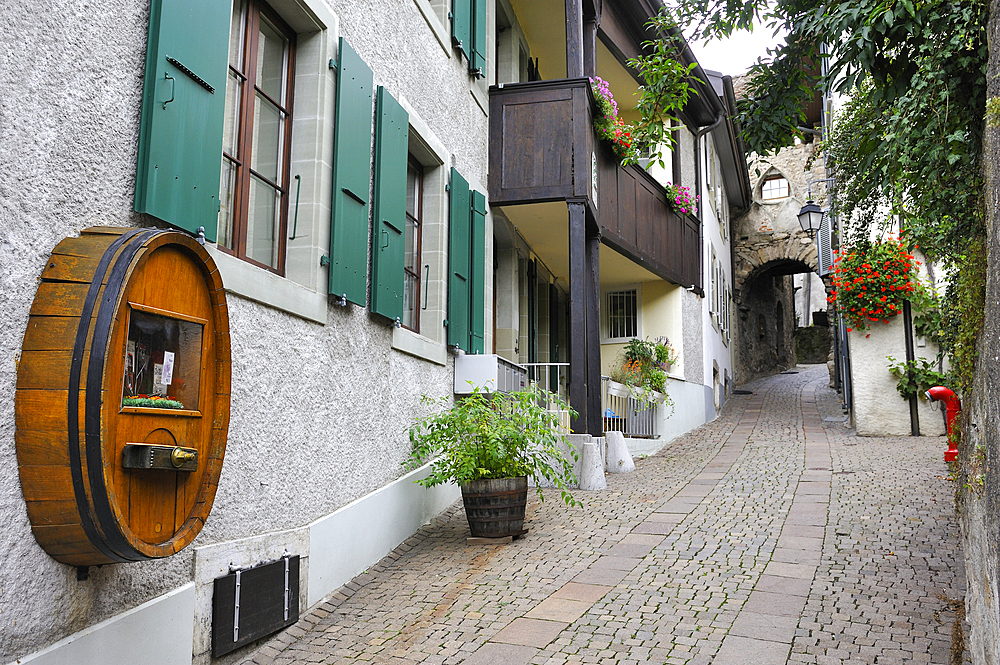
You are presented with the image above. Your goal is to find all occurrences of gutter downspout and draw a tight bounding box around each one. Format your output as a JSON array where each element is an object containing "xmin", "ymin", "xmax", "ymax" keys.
[
  {"xmin": 693, "ymin": 114, "xmax": 724, "ymax": 298},
  {"xmin": 668, "ymin": 24, "xmax": 728, "ymax": 297}
]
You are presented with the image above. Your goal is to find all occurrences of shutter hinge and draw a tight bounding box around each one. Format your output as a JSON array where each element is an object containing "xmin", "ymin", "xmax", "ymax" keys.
[
  {"xmin": 283, "ymin": 556, "xmax": 290, "ymax": 622},
  {"xmin": 329, "ymin": 58, "xmax": 338, "ymax": 71},
  {"xmin": 196, "ymin": 226, "xmax": 206, "ymax": 246},
  {"xmin": 394, "ymin": 317, "xmax": 402, "ymax": 328},
  {"xmin": 320, "ymin": 254, "xmax": 331, "ymax": 267},
  {"xmin": 233, "ymin": 568, "xmax": 242, "ymax": 643},
  {"xmin": 448, "ymin": 11, "xmax": 453, "ymax": 18},
  {"xmin": 334, "ymin": 294, "xmax": 348, "ymax": 307},
  {"xmin": 443, "ymin": 319, "xmax": 449, "ymax": 327},
  {"xmin": 445, "ymin": 183, "xmax": 451, "ymax": 191}
]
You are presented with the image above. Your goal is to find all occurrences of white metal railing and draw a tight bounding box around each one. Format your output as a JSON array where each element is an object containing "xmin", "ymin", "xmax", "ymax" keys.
[
  {"xmin": 601, "ymin": 376, "xmax": 658, "ymax": 438},
  {"xmin": 523, "ymin": 363, "xmax": 571, "ymax": 431},
  {"xmin": 523, "ymin": 363, "xmax": 570, "ymax": 401}
]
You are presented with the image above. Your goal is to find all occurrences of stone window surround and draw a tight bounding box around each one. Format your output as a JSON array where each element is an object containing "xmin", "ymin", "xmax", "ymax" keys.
[
  {"xmin": 391, "ymin": 95, "xmax": 452, "ymax": 366},
  {"xmin": 413, "ymin": 0, "xmax": 490, "ymax": 116},
  {"xmin": 205, "ymin": 0, "xmax": 339, "ymax": 324}
]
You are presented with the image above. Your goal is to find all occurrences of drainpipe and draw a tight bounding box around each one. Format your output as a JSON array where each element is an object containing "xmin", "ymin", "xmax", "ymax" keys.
[{"xmin": 693, "ymin": 114, "xmax": 724, "ymax": 296}]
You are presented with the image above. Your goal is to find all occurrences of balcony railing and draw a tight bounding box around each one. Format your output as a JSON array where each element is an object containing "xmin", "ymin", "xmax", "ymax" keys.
[
  {"xmin": 600, "ymin": 376, "xmax": 659, "ymax": 439},
  {"xmin": 488, "ymin": 78, "xmax": 701, "ymax": 290}
]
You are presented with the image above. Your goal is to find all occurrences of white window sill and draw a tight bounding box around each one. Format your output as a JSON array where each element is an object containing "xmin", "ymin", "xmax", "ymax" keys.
[
  {"xmin": 471, "ymin": 82, "xmax": 488, "ymax": 116},
  {"xmin": 413, "ymin": 0, "xmax": 452, "ymax": 57},
  {"xmin": 392, "ymin": 326, "xmax": 447, "ymax": 365},
  {"xmin": 205, "ymin": 245, "xmax": 327, "ymax": 324}
]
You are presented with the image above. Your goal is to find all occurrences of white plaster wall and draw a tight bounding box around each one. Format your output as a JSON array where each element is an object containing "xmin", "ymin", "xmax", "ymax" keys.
[
  {"xmin": 850, "ymin": 315, "xmax": 947, "ymax": 437},
  {"xmin": 0, "ymin": 0, "xmax": 488, "ymax": 662},
  {"xmin": 700, "ymin": 141, "xmax": 734, "ymax": 411},
  {"xmin": 794, "ymin": 271, "xmax": 829, "ymax": 327},
  {"xmin": 656, "ymin": 379, "xmax": 713, "ymax": 445}
]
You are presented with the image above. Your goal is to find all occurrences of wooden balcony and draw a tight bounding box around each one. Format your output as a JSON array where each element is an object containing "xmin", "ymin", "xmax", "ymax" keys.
[{"xmin": 488, "ymin": 78, "xmax": 701, "ymax": 290}]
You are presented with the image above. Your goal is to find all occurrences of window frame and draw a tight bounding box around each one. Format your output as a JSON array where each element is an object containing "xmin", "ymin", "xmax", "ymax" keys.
[
  {"xmin": 760, "ymin": 175, "xmax": 790, "ymax": 202},
  {"xmin": 219, "ymin": 0, "xmax": 297, "ymax": 275},
  {"xmin": 600, "ymin": 285, "xmax": 641, "ymax": 344},
  {"xmin": 403, "ymin": 156, "xmax": 424, "ymax": 332}
]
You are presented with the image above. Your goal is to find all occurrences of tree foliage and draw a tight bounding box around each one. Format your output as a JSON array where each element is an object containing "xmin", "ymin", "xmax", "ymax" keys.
[
  {"xmin": 623, "ymin": 15, "xmax": 699, "ymax": 168},
  {"xmin": 669, "ymin": 0, "xmax": 989, "ymax": 390}
]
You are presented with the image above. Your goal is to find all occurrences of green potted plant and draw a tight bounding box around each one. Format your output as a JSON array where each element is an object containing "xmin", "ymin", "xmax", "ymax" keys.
[{"xmin": 406, "ymin": 384, "xmax": 580, "ymax": 538}]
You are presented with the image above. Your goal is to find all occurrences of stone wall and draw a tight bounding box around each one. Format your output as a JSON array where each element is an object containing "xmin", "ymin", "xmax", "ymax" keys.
[{"xmin": 735, "ymin": 273, "xmax": 796, "ymax": 383}]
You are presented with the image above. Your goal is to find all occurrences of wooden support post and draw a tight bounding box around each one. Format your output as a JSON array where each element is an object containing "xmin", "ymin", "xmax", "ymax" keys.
[
  {"xmin": 568, "ymin": 202, "xmax": 588, "ymax": 433},
  {"xmin": 583, "ymin": 17, "xmax": 598, "ymax": 77},
  {"xmin": 586, "ymin": 231, "xmax": 603, "ymax": 436},
  {"xmin": 583, "ymin": 0, "xmax": 602, "ymax": 78},
  {"xmin": 566, "ymin": 0, "xmax": 584, "ymax": 78}
]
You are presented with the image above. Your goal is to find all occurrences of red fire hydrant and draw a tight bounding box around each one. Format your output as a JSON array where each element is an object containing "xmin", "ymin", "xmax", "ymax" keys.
[{"xmin": 926, "ymin": 386, "xmax": 961, "ymax": 462}]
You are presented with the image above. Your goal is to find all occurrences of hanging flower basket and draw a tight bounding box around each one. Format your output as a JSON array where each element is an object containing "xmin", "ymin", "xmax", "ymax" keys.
[
  {"xmin": 828, "ymin": 239, "xmax": 920, "ymax": 332},
  {"xmin": 664, "ymin": 183, "xmax": 698, "ymax": 215}
]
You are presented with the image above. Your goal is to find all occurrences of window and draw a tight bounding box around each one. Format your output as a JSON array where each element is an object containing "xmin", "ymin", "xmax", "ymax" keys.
[
  {"xmin": 218, "ymin": 0, "xmax": 296, "ymax": 273},
  {"xmin": 403, "ymin": 157, "xmax": 423, "ymax": 331},
  {"xmin": 122, "ymin": 307, "xmax": 203, "ymax": 413},
  {"xmin": 604, "ymin": 289, "xmax": 638, "ymax": 340},
  {"xmin": 761, "ymin": 175, "xmax": 790, "ymax": 201}
]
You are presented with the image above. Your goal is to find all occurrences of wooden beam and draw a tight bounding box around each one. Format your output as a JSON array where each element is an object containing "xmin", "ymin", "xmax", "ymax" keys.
[
  {"xmin": 583, "ymin": 17, "xmax": 598, "ymax": 77},
  {"xmin": 585, "ymin": 231, "xmax": 603, "ymax": 436},
  {"xmin": 566, "ymin": 0, "xmax": 584, "ymax": 78},
  {"xmin": 568, "ymin": 201, "xmax": 588, "ymax": 433}
]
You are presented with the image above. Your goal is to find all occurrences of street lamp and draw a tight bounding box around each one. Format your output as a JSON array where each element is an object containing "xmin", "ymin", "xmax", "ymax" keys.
[{"xmin": 797, "ymin": 199, "xmax": 824, "ymax": 238}]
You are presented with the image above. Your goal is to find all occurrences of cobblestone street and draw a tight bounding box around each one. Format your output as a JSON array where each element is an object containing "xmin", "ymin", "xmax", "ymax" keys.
[{"xmin": 243, "ymin": 364, "xmax": 967, "ymax": 665}]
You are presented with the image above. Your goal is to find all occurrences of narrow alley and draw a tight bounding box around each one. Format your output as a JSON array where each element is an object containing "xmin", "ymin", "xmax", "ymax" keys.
[{"xmin": 240, "ymin": 364, "xmax": 966, "ymax": 665}]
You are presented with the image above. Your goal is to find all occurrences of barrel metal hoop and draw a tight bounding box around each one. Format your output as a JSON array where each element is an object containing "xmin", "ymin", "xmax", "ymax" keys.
[
  {"xmin": 461, "ymin": 488, "xmax": 528, "ymax": 498},
  {"xmin": 461, "ymin": 514, "xmax": 527, "ymax": 523},
  {"xmin": 85, "ymin": 229, "xmax": 168, "ymax": 561},
  {"xmin": 67, "ymin": 228, "xmax": 146, "ymax": 564}
]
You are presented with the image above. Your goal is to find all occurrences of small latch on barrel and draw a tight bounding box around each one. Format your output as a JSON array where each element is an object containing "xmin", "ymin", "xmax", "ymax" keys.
[{"xmin": 122, "ymin": 444, "xmax": 198, "ymax": 471}]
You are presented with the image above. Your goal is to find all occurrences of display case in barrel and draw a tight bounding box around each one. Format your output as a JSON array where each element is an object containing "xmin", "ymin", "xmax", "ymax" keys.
[{"xmin": 15, "ymin": 227, "xmax": 231, "ymax": 565}]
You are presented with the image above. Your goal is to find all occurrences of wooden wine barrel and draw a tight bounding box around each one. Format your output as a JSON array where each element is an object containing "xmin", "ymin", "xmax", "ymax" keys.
[{"xmin": 15, "ymin": 227, "xmax": 231, "ymax": 565}]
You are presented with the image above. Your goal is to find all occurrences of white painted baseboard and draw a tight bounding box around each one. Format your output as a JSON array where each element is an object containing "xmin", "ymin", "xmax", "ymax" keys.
[
  {"xmin": 7, "ymin": 583, "xmax": 195, "ymax": 665},
  {"xmin": 307, "ymin": 464, "xmax": 460, "ymax": 607},
  {"xmin": 10, "ymin": 462, "xmax": 460, "ymax": 665}
]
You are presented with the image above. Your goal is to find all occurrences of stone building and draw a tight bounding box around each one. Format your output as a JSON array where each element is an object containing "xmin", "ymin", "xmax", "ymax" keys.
[
  {"xmin": 0, "ymin": 0, "xmax": 749, "ymax": 662},
  {"xmin": 731, "ymin": 140, "xmax": 828, "ymax": 383}
]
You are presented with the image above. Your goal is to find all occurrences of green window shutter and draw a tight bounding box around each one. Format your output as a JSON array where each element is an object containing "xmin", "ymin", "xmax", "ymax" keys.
[
  {"xmin": 469, "ymin": 190, "xmax": 487, "ymax": 353},
  {"xmin": 329, "ymin": 38, "xmax": 374, "ymax": 304},
  {"xmin": 469, "ymin": 0, "xmax": 487, "ymax": 78},
  {"xmin": 447, "ymin": 169, "xmax": 471, "ymax": 350},
  {"xmin": 451, "ymin": 0, "xmax": 472, "ymax": 61},
  {"xmin": 134, "ymin": 0, "xmax": 230, "ymax": 241},
  {"xmin": 371, "ymin": 87, "xmax": 408, "ymax": 322}
]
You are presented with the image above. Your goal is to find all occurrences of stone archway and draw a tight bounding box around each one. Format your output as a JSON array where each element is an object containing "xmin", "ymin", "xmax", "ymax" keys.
[
  {"xmin": 733, "ymin": 230, "xmax": 819, "ymax": 303},
  {"xmin": 732, "ymin": 234, "xmax": 833, "ymax": 384}
]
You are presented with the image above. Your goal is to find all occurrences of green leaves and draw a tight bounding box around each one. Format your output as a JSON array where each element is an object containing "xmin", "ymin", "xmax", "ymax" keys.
[
  {"xmin": 619, "ymin": 13, "xmax": 698, "ymax": 167},
  {"xmin": 405, "ymin": 385, "xmax": 581, "ymax": 506},
  {"xmin": 886, "ymin": 356, "xmax": 951, "ymax": 400}
]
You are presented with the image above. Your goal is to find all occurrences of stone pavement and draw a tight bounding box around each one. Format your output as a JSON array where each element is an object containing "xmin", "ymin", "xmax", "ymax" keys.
[{"xmin": 241, "ymin": 365, "xmax": 967, "ymax": 665}]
